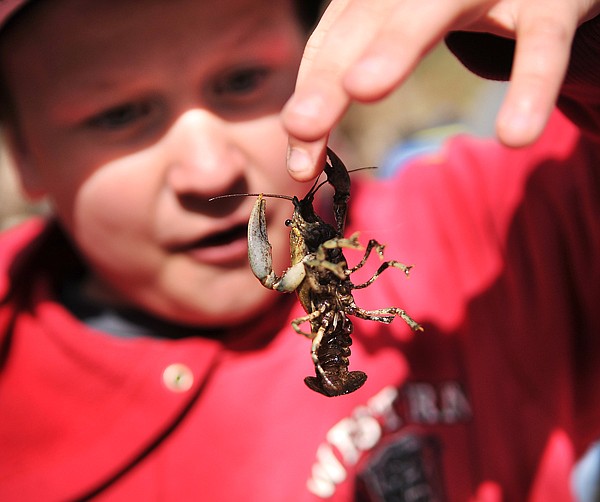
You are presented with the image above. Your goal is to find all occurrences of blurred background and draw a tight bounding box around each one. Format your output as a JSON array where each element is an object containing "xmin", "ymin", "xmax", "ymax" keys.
[
  {"xmin": 0, "ymin": 42, "xmax": 506, "ymax": 230},
  {"xmin": 0, "ymin": 136, "xmax": 46, "ymax": 231},
  {"xmin": 334, "ymin": 43, "xmax": 507, "ymax": 172}
]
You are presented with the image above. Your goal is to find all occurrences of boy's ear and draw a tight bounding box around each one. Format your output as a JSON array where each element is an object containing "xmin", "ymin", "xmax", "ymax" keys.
[{"xmin": 3, "ymin": 125, "xmax": 47, "ymax": 200}]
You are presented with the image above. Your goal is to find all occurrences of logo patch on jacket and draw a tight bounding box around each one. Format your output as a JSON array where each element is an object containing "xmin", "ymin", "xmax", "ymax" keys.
[
  {"xmin": 306, "ymin": 383, "xmax": 470, "ymax": 499},
  {"xmin": 355, "ymin": 433, "xmax": 446, "ymax": 501}
]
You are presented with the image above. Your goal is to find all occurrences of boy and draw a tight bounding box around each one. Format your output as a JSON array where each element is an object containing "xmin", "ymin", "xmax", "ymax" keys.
[{"xmin": 1, "ymin": 0, "xmax": 600, "ymax": 500}]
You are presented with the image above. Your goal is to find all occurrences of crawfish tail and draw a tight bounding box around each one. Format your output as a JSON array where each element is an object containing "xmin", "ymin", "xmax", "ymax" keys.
[{"xmin": 304, "ymin": 312, "xmax": 367, "ymax": 397}]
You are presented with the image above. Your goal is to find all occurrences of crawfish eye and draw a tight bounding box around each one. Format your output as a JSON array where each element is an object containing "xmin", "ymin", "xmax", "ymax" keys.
[{"xmin": 285, "ymin": 219, "xmax": 293, "ymax": 227}]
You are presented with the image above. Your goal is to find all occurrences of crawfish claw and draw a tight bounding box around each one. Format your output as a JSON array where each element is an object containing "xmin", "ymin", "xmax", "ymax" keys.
[
  {"xmin": 325, "ymin": 148, "xmax": 351, "ymax": 236},
  {"xmin": 248, "ymin": 194, "xmax": 276, "ymax": 288},
  {"xmin": 248, "ymin": 194, "xmax": 306, "ymax": 291}
]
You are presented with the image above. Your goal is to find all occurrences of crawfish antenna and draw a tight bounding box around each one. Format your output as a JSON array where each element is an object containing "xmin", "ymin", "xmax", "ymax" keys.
[{"xmin": 209, "ymin": 193, "xmax": 295, "ymax": 202}]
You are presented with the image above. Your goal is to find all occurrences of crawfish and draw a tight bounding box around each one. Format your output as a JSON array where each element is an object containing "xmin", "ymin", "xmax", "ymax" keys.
[{"xmin": 248, "ymin": 148, "xmax": 422, "ymax": 397}]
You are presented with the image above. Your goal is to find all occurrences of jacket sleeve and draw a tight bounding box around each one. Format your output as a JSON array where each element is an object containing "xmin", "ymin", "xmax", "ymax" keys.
[{"xmin": 445, "ymin": 15, "xmax": 600, "ymax": 141}]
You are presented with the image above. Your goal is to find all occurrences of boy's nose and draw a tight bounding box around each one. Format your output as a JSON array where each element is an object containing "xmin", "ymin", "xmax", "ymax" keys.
[{"xmin": 165, "ymin": 109, "xmax": 246, "ymax": 197}]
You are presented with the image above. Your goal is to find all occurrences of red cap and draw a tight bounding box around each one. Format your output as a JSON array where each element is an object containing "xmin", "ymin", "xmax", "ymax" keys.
[{"xmin": 0, "ymin": 0, "xmax": 29, "ymax": 30}]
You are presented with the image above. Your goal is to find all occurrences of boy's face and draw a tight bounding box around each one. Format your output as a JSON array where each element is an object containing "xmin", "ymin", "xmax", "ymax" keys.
[{"xmin": 1, "ymin": 0, "xmax": 311, "ymax": 327}]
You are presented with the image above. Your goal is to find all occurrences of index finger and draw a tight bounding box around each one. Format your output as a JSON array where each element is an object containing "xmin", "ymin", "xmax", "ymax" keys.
[{"xmin": 283, "ymin": 1, "xmax": 398, "ymax": 180}]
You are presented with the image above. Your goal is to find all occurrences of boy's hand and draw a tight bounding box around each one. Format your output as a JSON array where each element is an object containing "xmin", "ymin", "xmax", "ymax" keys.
[{"xmin": 282, "ymin": 0, "xmax": 600, "ymax": 181}]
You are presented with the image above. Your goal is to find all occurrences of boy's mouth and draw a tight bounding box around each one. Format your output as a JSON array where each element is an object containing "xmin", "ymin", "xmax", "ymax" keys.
[
  {"xmin": 172, "ymin": 222, "xmax": 250, "ymax": 265},
  {"xmin": 195, "ymin": 223, "xmax": 248, "ymax": 248}
]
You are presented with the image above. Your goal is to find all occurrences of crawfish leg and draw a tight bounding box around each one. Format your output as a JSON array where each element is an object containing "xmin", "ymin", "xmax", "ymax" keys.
[
  {"xmin": 352, "ymin": 259, "xmax": 413, "ymax": 289},
  {"xmin": 304, "ymin": 233, "xmax": 362, "ymax": 280},
  {"xmin": 351, "ymin": 305, "xmax": 423, "ymax": 332},
  {"xmin": 347, "ymin": 238, "xmax": 385, "ymax": 273},
  {"xmin": 291, "ymin": 306, "xmax": 324, "ymax": 338},
  {"xmin": 309, "ymin": 310, "xmax": 335, "ymax": 382}
]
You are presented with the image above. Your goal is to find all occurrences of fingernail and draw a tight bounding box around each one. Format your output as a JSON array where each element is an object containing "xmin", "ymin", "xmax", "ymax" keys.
[{"xmin": 287, "ymin": 146, "xmax": 312, "ymax": 174}]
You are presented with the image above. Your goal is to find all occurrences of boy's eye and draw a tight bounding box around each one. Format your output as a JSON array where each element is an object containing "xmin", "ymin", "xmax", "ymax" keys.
[
  {"xmin": 86, "ymin": 101, "xmax": 156, "ymax": 130},
  {"xmin": 213, "ymin": 67, "xmax": 269, "ymax": 97}
]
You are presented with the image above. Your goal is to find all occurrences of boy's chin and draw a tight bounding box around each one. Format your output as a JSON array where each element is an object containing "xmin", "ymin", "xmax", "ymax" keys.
[{"xmin": 149, "ymin": 288, "xmax": 285, "ymax": 331}]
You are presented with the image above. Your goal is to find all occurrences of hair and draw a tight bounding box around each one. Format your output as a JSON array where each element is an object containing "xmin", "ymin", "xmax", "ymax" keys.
[
  {"xmin": 0, "ymin": 2, "xmax": 32, "ymax": 124},
  {"xmin": 294, "ymin": 0, "xmax": 324, "ymax": 31}
]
